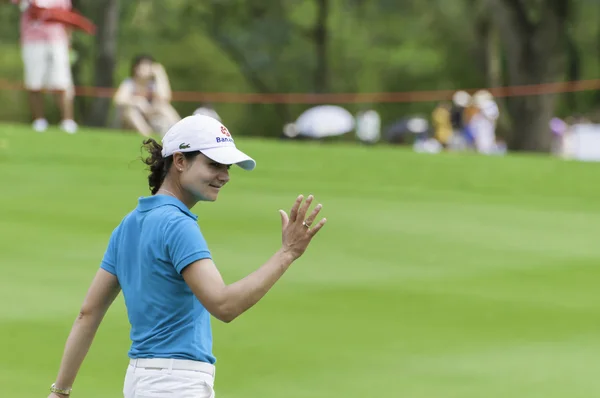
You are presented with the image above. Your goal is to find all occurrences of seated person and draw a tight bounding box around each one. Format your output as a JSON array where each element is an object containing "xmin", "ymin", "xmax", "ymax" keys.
[{"xmin": 113, "ymin": 54, "xmax": 180, "ymax": 136}]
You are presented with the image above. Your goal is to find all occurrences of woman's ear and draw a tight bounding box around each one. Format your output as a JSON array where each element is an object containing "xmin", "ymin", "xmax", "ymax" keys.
[{"xmin": 172, "ymin": 153, "xmax": 185, "ymax": 172}]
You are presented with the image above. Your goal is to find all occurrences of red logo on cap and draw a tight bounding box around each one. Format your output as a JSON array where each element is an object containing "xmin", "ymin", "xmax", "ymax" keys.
[{"xmin": 221, "ymin": 126, "xmax": 231, "ymax": 137}]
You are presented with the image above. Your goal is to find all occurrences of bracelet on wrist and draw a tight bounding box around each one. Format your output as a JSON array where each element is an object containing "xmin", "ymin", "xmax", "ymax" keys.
[{"xmin": 50, "ymin": 383, "xmax": 72, "ymax": 396}]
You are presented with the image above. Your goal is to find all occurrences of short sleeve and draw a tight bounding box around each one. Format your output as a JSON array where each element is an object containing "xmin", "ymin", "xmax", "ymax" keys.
[
  {"xmin": 164, "ymin": 216, "xmax": 212, "ymax": 274},
  {"xmin": 100, "ymin": 226, "xmax": 119, "ymax": 275}
]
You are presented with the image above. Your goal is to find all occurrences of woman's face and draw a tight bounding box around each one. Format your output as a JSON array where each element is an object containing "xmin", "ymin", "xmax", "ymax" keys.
[
  {"xmin": 135, "ymin": 60, "xmax": 154, "ymax": 80},
  {"xmin": 178, "ymin": 153, "xmax": 231, "ymax": 202}
]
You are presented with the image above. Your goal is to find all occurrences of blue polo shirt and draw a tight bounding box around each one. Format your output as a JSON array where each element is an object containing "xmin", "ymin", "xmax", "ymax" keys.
[{"xmin": 100, "ymin": 195, "xmax": 215, "ymax": 364}]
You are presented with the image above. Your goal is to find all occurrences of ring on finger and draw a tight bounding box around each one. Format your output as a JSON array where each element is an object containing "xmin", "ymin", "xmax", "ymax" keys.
[{"xmin": 302, "ymin": 221, "xmax": 311, "ymax": 228}]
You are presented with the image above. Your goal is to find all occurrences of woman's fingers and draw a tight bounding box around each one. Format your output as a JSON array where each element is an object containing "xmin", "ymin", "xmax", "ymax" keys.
[
  {"xmin": 303, "ymin": 203, "xmax": 322, "ymax": 227},
  {"xmin": 307, "ymin": 218, "xmax": 327, "ymax": 237},
  {"xmin": 296, "ymin": 194, "xmax": 314, "ymax": 223}
]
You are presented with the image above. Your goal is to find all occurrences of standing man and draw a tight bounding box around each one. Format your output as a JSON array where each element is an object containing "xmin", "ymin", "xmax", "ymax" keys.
[{"xmin": 11, "ymin": 0, "xmax": 78, "ymax": 133}]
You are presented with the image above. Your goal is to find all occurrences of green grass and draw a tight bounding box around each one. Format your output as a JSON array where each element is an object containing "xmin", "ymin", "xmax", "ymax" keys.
[{"xmin": 1, "ymin": 123, "xmax": 600, "ymax": 397}]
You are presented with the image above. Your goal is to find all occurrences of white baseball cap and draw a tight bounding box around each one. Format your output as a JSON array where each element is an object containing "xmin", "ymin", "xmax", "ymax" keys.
[{"xmin": 161, "ymin": 114, "xmax": 256, "ymax": 171}]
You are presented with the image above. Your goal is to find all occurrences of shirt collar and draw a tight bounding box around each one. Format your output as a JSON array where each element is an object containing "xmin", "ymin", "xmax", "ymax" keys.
[{"xmin": 137, "ymin": 194, "xmax": 198, "ymax": 220}]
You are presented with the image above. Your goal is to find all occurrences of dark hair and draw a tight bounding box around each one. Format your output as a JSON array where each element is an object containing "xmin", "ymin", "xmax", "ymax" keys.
[
  {"xmin": 141, "ymin": 138, "xmax": 200, "ymax": 195},
  {"xmin": 131, "ymin": 54, "xmax": 155, "ymax": 77}
]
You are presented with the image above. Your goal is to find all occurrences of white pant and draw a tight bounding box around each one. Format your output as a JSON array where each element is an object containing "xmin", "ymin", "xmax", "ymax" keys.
[
  {"xmin": 21, "ymin": 41, "xmax": 72, "ymax": 91},
  {"xmin": 124, "ymin": 358, "xmax": 216, "ymax": 398}
]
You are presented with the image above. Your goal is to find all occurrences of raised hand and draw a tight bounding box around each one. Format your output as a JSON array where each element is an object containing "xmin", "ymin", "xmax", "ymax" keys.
[{"xmin": 279, "ymin": 195, "xmax": 327, "ymax": 260}]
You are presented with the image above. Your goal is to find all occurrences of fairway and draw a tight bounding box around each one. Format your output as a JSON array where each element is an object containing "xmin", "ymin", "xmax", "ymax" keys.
[{"xmin": 1, "ymin": 123, "xmax": 600, "ymax": 398}]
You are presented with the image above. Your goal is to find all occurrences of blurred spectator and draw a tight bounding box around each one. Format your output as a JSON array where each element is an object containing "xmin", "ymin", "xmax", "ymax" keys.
[
  {"xmin": 113, "ymin": 54, "xmax": 180, "ymax": 137},
  {"xmin": 431, "ymin": 102, "xmax": 453, "ymax": 147},
  {"xmin": 446, "ymin": 91, "xmax": 472, "ymax": 150},
  {"xmin": 470, "ymin": 90, "xmax": 500, "ymax": 154},
  {"xmin": 550, "ymin": 116, "xmax": 569, "ymax": 136},
  {"xmin": 550, "ymin": 117, "xmax": 569, "ymax": 157},
  {"xmin": 355, "ymin": 108, "xmax": 381, "ymax": 144},
  {"xmin": 10, "ymin": 0, "xmax": 78, "ymax": 134},
  {"xmin": 462, "ymin": 97, "xmax": 480, "ymax": 148},
  {"xmin": 193, "ymin": 103, "xmax": 221, "ymax": 121},
  {"xmin": 450, "ymin": 91, "xmax": 469, "ymax": 135},
  {"xmin": 384, "ymin": 116, "xmax": 429, "ymax": 145}
]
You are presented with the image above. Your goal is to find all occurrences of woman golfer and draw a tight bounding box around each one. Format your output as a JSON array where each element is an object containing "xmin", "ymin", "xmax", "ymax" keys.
[{"xmin": 46, "ymin": 114, "xmax": 327, "ymax": 398}]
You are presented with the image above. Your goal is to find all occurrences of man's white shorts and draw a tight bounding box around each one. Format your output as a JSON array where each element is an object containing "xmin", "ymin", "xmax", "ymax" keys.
[
  {"xmin": 21, "ymin": 40, "xmax": 73, "ymax": 92},
  {"xmin": 124, "ymin": 358, "xmax": 216, "ymax": 398}
]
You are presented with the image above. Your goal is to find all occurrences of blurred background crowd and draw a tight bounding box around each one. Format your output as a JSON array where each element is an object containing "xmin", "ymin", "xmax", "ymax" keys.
[{"xmin": 0, "ymin": 0, "xmax": 599, "ymax": 159}]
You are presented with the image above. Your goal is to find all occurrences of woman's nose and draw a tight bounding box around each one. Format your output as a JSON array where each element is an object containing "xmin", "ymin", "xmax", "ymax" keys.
[{"xmin": 219, "ymin": 169, "xmax": 230, "ymax": 182}]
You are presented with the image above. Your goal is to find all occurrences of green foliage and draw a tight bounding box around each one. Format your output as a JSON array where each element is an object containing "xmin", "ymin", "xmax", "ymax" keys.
[{"xmin": 0, "ymin": 0, "xmax": 598, "ymax": 133}]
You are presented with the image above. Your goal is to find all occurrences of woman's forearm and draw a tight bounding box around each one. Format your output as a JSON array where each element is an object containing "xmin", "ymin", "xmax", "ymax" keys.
[
  {"xmin": 53, "ymin": 313, "xmax": 103, "ymax": 390},
  {"xmin": 221, "ymin": 249, "xmax": 295, "ymax": 322}
]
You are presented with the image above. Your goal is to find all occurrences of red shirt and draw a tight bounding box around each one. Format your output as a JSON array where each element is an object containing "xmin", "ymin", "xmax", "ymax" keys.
[{"xmin": 13, "ymin": 0, "xmax": 72, "ymax": 44}]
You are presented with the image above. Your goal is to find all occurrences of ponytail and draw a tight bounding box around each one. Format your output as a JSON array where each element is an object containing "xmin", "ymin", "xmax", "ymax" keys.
[{"xmin": 142, "ymin": 138, "xmax": 170, "ymax": 195}]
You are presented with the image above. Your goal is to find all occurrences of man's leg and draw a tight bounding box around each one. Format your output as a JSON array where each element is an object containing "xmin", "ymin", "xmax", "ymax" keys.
[
  {"xmin": 48, "ymin": 40, "xmax": 77, "ymax": 134},
  {"xmin": 22, "ymin": 42, "xmax": 48, "ymax": 132},
  {"xmin": 54, "ymin": 90, "xmax": 77, "ymax": 133},
  {"xmin": 28, "ymin": 91, "xmax": 45, "ymax": 120},
  {"xmin": 54, "ymin": 89, "xmax": 74, "ymax": 120}
]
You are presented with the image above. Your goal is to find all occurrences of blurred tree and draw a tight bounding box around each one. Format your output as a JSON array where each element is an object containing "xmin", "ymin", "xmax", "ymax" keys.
[
  {"xmin": 487, "ymin": 0, "xmax": 570, "ymax": 151},
  {"xmin": 85, "ymin": 0, "xmax": 120, "ymax": 126},
  {"xmin": 70, "ymin": 0, "xmax": 89, "ymax": 121},
  {"xmin": 313, "ymin": 0, "xmax": 329, "ymax": 93}
]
